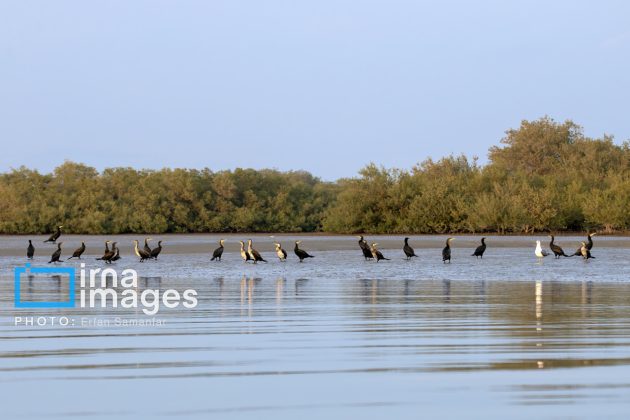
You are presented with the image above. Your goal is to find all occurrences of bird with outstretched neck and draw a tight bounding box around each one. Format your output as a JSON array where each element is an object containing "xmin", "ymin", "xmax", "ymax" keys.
[{"xmin": 549, "ymin": 235, "xmax": 571, "ymax": 258}]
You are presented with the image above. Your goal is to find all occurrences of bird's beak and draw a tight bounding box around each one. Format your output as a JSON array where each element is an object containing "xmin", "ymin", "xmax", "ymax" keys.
[{"xmin": 591, "ymin": 233, "xmax": 597, "ymax": 236}]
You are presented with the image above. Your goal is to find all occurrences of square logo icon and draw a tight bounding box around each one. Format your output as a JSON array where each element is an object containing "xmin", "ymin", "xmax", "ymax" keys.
[{"xmin": 14, "ymin": 264, "xmax": 76, "ymax": 308}]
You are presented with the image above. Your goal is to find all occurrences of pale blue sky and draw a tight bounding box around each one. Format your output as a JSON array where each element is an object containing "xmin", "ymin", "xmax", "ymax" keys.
[{"xmin": 1, "ymin": 1, "xmax": 629, "ymax": 180}]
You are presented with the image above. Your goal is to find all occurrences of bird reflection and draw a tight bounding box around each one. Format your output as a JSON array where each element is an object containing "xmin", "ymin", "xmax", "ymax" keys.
[
  {"xmin": 295, "ymin": 278, "xmax": 308, "ymax": 296},
  {"xmin": 276, "ymin": 277, "xmax": 285, "ymax": 305}
]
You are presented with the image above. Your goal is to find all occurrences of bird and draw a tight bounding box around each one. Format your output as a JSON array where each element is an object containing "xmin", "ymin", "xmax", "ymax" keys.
[
  {"xmin": 274, "ymin": 243, "xmax": 288, "ymax": 261},
  {"xmin": 535, "ymin": 240, "xmax": 549, "ymax": 258},
  {"xmin": 67, "ymin": 242, "xmax": 86, "ymax": 260},
  {"xmin": 403, "ymin": 237, "xmax": 417, "ymax": 260},
  {"xmin": 357, "ymin": 235, "xmax": 373, "ymax": 260},
  {"xmin": 96, "ymin": 241, "xmax": 112, "ymax": 262},
  {"xmin": 294, "ymin": 240, "xmax": 314, "ymax": 262},
  {"xmin": 150, "ymin": 240, "xmax": 163, "ymax": 260},
  {"xmin": 573, "ymin": 232, "xmax": 597, "ymax": 256},
  {"xmin": 549, "ymin": 235, "xmax": 571, "ymax": 258},
  {"xmin": 247, "ymin": 239, "xmax": 267, "ymax": 263},
  {"xmin": 442, "ymin": 238, "xmax": 454, "ymax": 263},
  {"xmin": 144, "ymin": 238, "xmax": 152, "ymax": 255},
  {"xmin": 48, "ymin": 242, "xmax": 63, "ymax": 264},
  {"xmin": 27, "ymin": 240, "xmax": 35, "ymax": 259},
  {"xmin": 133, "ymin": 240, "xmax": 152, "ymax": 262},
  {"xmin": 580, "ymin": 241, "xmax": 595, "ymax": 260},
  {"xmin": 104, "ymin": 242, "xmax": 118, "ymax": 264},
  {"xmin": 472, "ymin": 237, "xmax": 486, "ymax": 259},
  {"xmin": 43, "ymin": 225, "xmax": 62, "ymax": 243},
  {"xmin": 239, "ymin": 240, "xmax": 252, "ymax": 262},
  {"xmin": 370, "ymin": 243, "xmax": 390, "ymax": 262},
  {"xmin": 110, "ymin": 244, "xmax": 121, "ymax": 262},
  {"xmin": 211, "ymin": 239, "xmax": 224, "ymax": 261}
]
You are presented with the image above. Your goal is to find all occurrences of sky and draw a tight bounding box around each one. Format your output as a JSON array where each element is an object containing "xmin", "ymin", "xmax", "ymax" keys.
[{"xmin": 1, "ymin": 1, "xmax": 629, "ymax": 180}]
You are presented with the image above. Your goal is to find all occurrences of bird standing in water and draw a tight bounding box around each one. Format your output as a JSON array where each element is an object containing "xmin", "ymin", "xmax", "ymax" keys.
[
  {"xmin": 133, "ymin": 240, "xmax": 152, "ymax": 262},
  {"xmin": 535, "ymin": 240, "xmax": 549, "ymax": 258},
  {"xmin": 96, "ymin": 241, "xmax": 112, "ymax": 262},
  {"xmin": 549, "ymin": 235, "xmax": 571, "ymax": 258},
  {"xmin": 144, "ymin": 238, "xmax": 152, "ymax": 255},
  {"xmin": 67, "ymin": 242, "xmax": 86, "ymax": 260},
  {"xmin": 247, "ymin": 239, "xmax": 267, "ymax": 263},
  {"xmin": 27, "ymin": 240, "xmax": 35, "ymax": 259},
  {"xmin": 357, "ymin": 236, "xmax": 373, "ymax": 261},
  {"xmin": 403, "ymin": 237, "xmax": 417, "ymax": 260},
  {"xmin": 274, "ymin": 243, "xmax": 288, "ymax": 261},
  {"xmin": 211, "ymin": 239, "xmax": 224, "ymax": 261},
  {"xmin": 44, "ymin": 226, "xmax": 63, "ymax": 243},
  {"xmin": 472, "ymin": 237, "xmax": 486, "ymax": 259},
  {"xmin": 442, "ymin": 238, "xmax": 454, "ymax": 263},
  {"xmin": 370, "ymin": 243, "xmax": 390, "ymax": 262},
  {"xmin": 239, "ymin": 241, "xmax": 252, "ymax": 262},
  {"xmin": 580, "ymin": 241, "xmax": 595, "ymax": 260},
  {"xmin": 48, "ymin": 242, "xmax": 63, "ymax": 263},
  {"xmin": 574, "ymin": 232, "xmax": 596, "ymax": 257},
  {"xmin": 294, "ymin": 241, "xmax": 314, "ymax": 262},
  {"xmin": 150, "ymin": 241, "xmax": 163, "ymax": 260}
]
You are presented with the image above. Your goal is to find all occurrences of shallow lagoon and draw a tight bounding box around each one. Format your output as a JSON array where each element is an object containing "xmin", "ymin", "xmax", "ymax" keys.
[{"xmin": 1, "ymin": 235, "xmax": 630, "ymax": 419}]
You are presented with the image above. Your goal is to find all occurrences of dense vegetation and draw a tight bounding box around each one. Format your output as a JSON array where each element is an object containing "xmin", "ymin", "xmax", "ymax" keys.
[{"xmin": 1, "ymin": 117, "xmax": 630, "ymax": 234}]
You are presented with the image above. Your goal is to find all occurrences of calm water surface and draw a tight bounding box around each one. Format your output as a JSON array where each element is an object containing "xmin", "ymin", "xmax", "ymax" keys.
[{"xmin": 1, "ymin": 235, "xmax": 630, "ymax": 419}]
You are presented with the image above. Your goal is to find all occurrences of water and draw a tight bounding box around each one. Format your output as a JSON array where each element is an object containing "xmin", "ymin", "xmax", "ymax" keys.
[{"xmin": 1, "ymin": 235, "xmax": 630, "ymax": 418}]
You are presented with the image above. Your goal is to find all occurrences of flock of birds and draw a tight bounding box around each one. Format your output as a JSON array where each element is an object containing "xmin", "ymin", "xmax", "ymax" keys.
[
  {"xmin": 27, "ymin": 226, "xmax": 163, "ymax": 263},
  {"xmin": 24, "ymin": 226, "xmax": 599, "ymax": 265}
]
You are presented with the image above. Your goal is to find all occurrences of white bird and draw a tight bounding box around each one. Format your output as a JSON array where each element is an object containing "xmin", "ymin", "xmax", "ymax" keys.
[{"xmin": 535, "ymin": 240, "xmax": 549, "ymax": 258}]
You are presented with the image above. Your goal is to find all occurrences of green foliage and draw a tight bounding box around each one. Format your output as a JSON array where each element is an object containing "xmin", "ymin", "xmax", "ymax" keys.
[{"xmin": 2, "ymin": 117, "xmax": 630, "ymax": 234}]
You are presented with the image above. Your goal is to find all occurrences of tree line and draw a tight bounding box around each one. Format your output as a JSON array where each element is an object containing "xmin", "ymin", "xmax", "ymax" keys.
[{"xmin": 1, "ymin": 116, "xmax": 630, "ymax": 234}]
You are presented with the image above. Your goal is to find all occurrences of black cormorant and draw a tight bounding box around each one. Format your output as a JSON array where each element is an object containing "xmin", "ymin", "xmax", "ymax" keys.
[
  {"xmin": 247, "ymin": 239, "xmax": 267, "ymax": 263},
  {"xmin": 67, "ymin": 242, "xmax": 86, "ymax": 260},
  {"xmin": 211, "ymin": 239, "xmax": 224, "ymax": 261},
  {"xmin": 549, "ymin": 235, "xmax": 571, "ymax": 258},
  {"xmin": 43, "ymin": 225, "xmax": 62, "ymax": 243},
  {"xmin": 370, "ymin": 243, "xmax": 390, "ymax": 262},
  {"xmin": 96, "ymin": 241, "xmax": 112, "ymax": 261},
  {"xmin": 133, "ymin": 240, "xmax": 152, "ymax": 262},
  {"xmin": 111, "ymin": 244, "xmax": 121, "ymax": 262},
  {"xmin": 48, "ymin": 242, "xmax": 63, "ymax": 264},
  {"xmin": 403, "ymin": 237, "xmax": 417, "ymax": 260},
  {"xmin": 27, "ymin": 240, "xmax": 34, "ymax": 259},
  {"xmin": 294, "ymin": 241, "xmax": 314, "ymax": 262},
  {"xmin": 442, "ymin": 238, "xmax": 454, "ymax": 263},
  {"xmin": 580, "ymin": 241, "xmax": 595, "ymax": 260},
  {"xmin": 239, "ymin": 241, "xmax": 252, "ymax": 262},
  {"xmin": 274, "ymin": 243, "xmax": 287, "ymax": 261},
  {"xmin": 357, "ymin": 235, "xmax": 373, "ymax": 260},
  {"xmin": 150, "ymin": 240, "xmax": 162, "ymax": 260},
  {"xmin": 472, "ymin": 237, "xmax": 486, "ymax": 259},
  {"xmin": 144, "ymin": 238, "xmax": 152, "ymax": 255}
]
